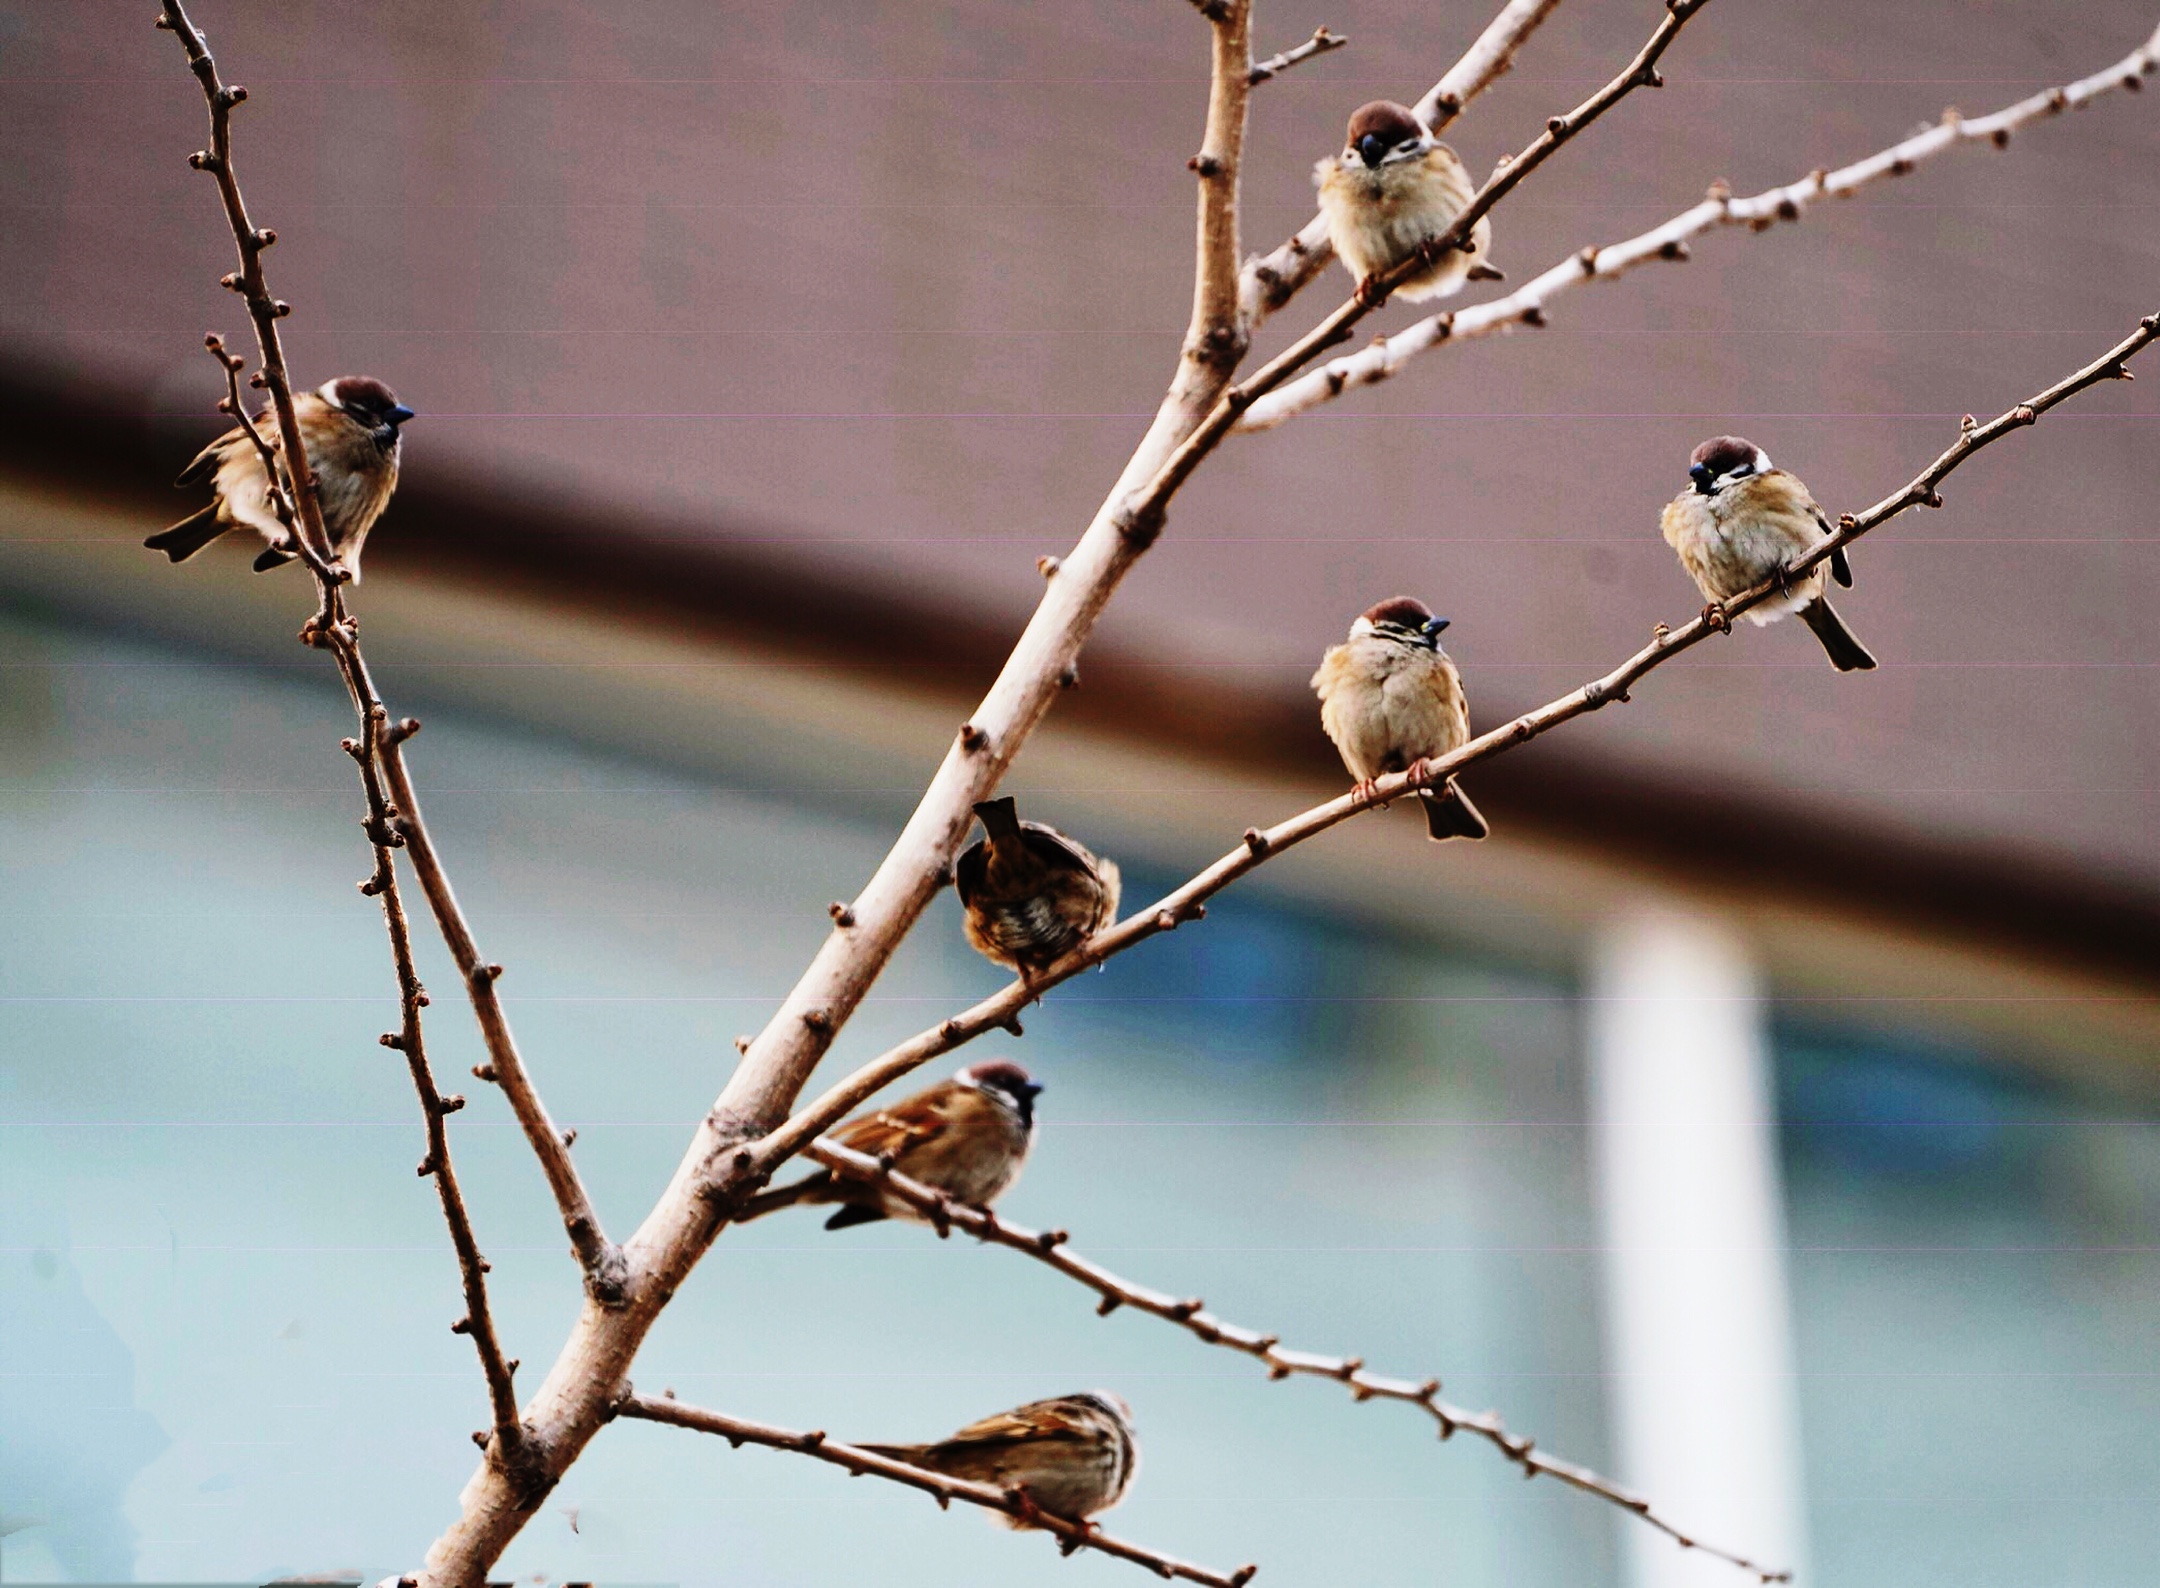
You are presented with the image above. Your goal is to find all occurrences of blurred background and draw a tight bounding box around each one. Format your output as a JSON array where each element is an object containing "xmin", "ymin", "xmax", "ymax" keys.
[{"xmin": 2, "ymin": 0, "xmax": 2157, "ymax": 1584}]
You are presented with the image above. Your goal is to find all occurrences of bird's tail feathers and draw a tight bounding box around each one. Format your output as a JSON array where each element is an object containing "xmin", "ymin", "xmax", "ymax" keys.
[
  {"xmin": 971, "ymin": 796, "xmax": 1024, "ymax": 850},
  {"xmin": 732, "ymin": 1172, "xmax": 831, "ymax": 1224},
  {"xmin": 823, "ymin": 1203, "xmax": 889, "ymax": 1231},
  {"xmin": 857, "ymin": 1441, "xmax": 931, "ymax": 1466},
  {"xmin": 1422, "ymin": 779, "xmax": 1490, "ymax": 842},
  {"xmin": 143, "ymin": 505, "xmax": 227, "ymax": 563},
  {"xmin": 252, "ymin": 544, "xmax": 298, "ymax": 574},
  {"xmin": 1800, "ymin": 599, "xmax": 1878, "ymax": 672}
]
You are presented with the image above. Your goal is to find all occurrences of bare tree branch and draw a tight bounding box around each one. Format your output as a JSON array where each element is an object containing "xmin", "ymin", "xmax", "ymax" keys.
[
  {"xmin": 216, "ymin": 309, "xmax": 527, "ymax": 1456},
  {"xmin": 375, "ymin": 720, "xmax": 625, "ymax": 1299},
  {"xmin": 1238, "ymin": 0, "xmax": 1566, "ymax": 326},
  {"xmin": 157, "ymin": 0, "xmax": 620, "ymax": 1311},
  {"xmin": 344, "ymin": 715, "xmax": 525, "ymax": 1460},
  {"xmin": 1247, "ymin": 25, "xmax": 1346, "ymax": 87},
  {"xmin": 1242, "ymin": 21, "xmax": 2160, "ymax": 429},
  {"xmin": 1189, "ymin": 0, "xmax": 1257, "ymax": 376},
  {"xmin": 750, "ymin": 314, "xmax": 2157, "ymax": 1182},
  {"xmin": 155, "ymin": 1, "xmax": 340, "ymax": 597},
  {"xmin": 1416, "ymin": 0, "xmax": 1568, "ymax": 133},
  {"xmin": 613, "ymin": 1390, "xmax": 1258, "ymax": 1588},
  {"xmin": 804, "ymin": 1139, "xmax": 1788, "ymax": 1583}
]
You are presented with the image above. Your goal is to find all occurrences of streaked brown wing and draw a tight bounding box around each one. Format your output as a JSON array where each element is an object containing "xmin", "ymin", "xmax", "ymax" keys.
[
  {"xmin": 174, "ymin": 425, "xmax": 250, "ymax": 490},
  {"xmin": 935, "ymin": 1397, "xmax": 1095, "ymax": 1454},
  {"xmin": 830, "ymin": 1086, "xmax": 957, "ymax": 1159}
]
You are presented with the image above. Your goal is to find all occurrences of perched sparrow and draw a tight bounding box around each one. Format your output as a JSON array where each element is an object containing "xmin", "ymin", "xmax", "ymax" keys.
[
  {"xmin": 736, "ymin": 1060, "xmax": 1042, "ymax": 1230},
  {"xmin": 1661, "ymin": 435, "xmax": 1877, "ymax": 672},
  {"xmin": 1312, "ymin": 596, "xmax": 1489, "ymax": 842},
  {"xmin": 955, "ymin": 798, "xmax": 1120, "ymax": 982},
  {"xmin": 1316, "ymin": 99, "xmax": 1495, "ymax": 305},
  {"xmin": 860, "ymin": 1391, "xmax": 1138, "ymax": 1528},
  {"xmin": 145, "ymin": 376, "xmax": 414, "ymax": 582}
]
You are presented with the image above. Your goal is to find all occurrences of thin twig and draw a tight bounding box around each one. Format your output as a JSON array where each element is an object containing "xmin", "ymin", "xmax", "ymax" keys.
[
  {"xmin": 157, "ymin": 0, "xmax": 620, "ymax": 1308},
  {"xmin": 156, "ymin": 0, "xmax": 341, "ymax": 602},
  {"xmin": 806, "ymin": 1140, "xmax": 1786, "ymax": 1582},
  {"xmin": 198, "ymin": 333, "xmax": 334, "ymax": 577},
  {"xmin": 1242, "ymin": 21, "xmax": 2160, "ymax": 429},
  {"xmin": 342, "ymin": 715, "xmax": 526, "ymax": 1463},
  {"xmin": 1238, "ymin": 0, "xmax": 1567, "ymax": 326},
  {"xmin": 752, "ymin": 315, "xmax": 2158, "ymax": 1180},
  {"xmin": 1248, "ymin": 26, "xmax": 1346, "ymax": 86},
  {"xmin": 1187, "ymin": 0, "xmax": 1255, "ymax": 374},
  {"xmin": 374, "ymin": 717, "xmax": 626, "ymax": 1300},
  {"xmin": 613, "ymin": 1390, "xmax": 1258, "ymax": 1588}
]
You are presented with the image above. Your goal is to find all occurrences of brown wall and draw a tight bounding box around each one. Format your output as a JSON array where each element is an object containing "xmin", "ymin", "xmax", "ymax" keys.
[{"xmin": 4, "ymin": 0, "xmax": 2157, "ymax": 943}]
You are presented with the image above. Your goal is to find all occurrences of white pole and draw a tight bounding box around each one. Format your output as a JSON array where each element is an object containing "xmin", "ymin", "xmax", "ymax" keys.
[{"xmin": 1587, "ymin": 908, "xmax": 1809, "ymax": 1588}]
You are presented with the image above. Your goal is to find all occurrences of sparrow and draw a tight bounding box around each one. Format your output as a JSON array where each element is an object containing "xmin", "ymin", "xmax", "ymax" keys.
[
  {"xmin": 860, "ymin": 1391, "xmax": 1138, "ymax": 1528},
  {"xmin": 1312, "ymin": 596, "xmax": 1489, "ymax": 841},
  {"xmin": 145, "ymin": 375, "xmax": 415, "ymax": 582},
  {"xmin": 735, "ymin": 1059, "xmax": 1042, "ymax": 1229},
  {"xmin": 955, "ymin": 798, "xmax": 1121, "ymax": 982},
  {"xmin": 1316, "ymin": 99, "xmax": 1495, "ymax": 305},
  {"xmin": 1661, "ymin": 435, "xmax": 1878, "ymax": 672}
]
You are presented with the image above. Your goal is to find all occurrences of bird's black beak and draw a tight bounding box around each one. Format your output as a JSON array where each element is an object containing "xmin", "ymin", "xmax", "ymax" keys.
[
  {"xmin": 1356, "ymin": 134, "xmax": 1388, "ymax": 168},
  {"xmin": 388, "ymin": 404, "xmax": 417, "ymax": 427},
  {"xmin": 1422, "ymin": 617, "xmax": 1451, "ymax": 647},
  {"xmin": 1689, "ymin": 462, "xmax": 1715, "ymax": 495},
  {"xmin": 1018, "ymin": 1081, "xmax": 1045, "ymax": 1100}
]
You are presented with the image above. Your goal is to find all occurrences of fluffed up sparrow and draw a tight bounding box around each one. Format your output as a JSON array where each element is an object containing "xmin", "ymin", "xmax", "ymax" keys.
[
  {"xmin": 1313, "ymin": 596, "xmax": 1489, "ymax": 841},
  {"xmin": 146, "ymin": 375, "xmax": 414, "ymax": 582},
  {"xmin": 1661, "ymin": 435, "xmax": 1878, "ymax": 672},
  {"xmin": 1316, "ymin": 99, "xmax": 1496, "ymax": 305},
  {"xmin": 955, "ymin": 798, "xmax": 1120, "ymax": 982}
]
